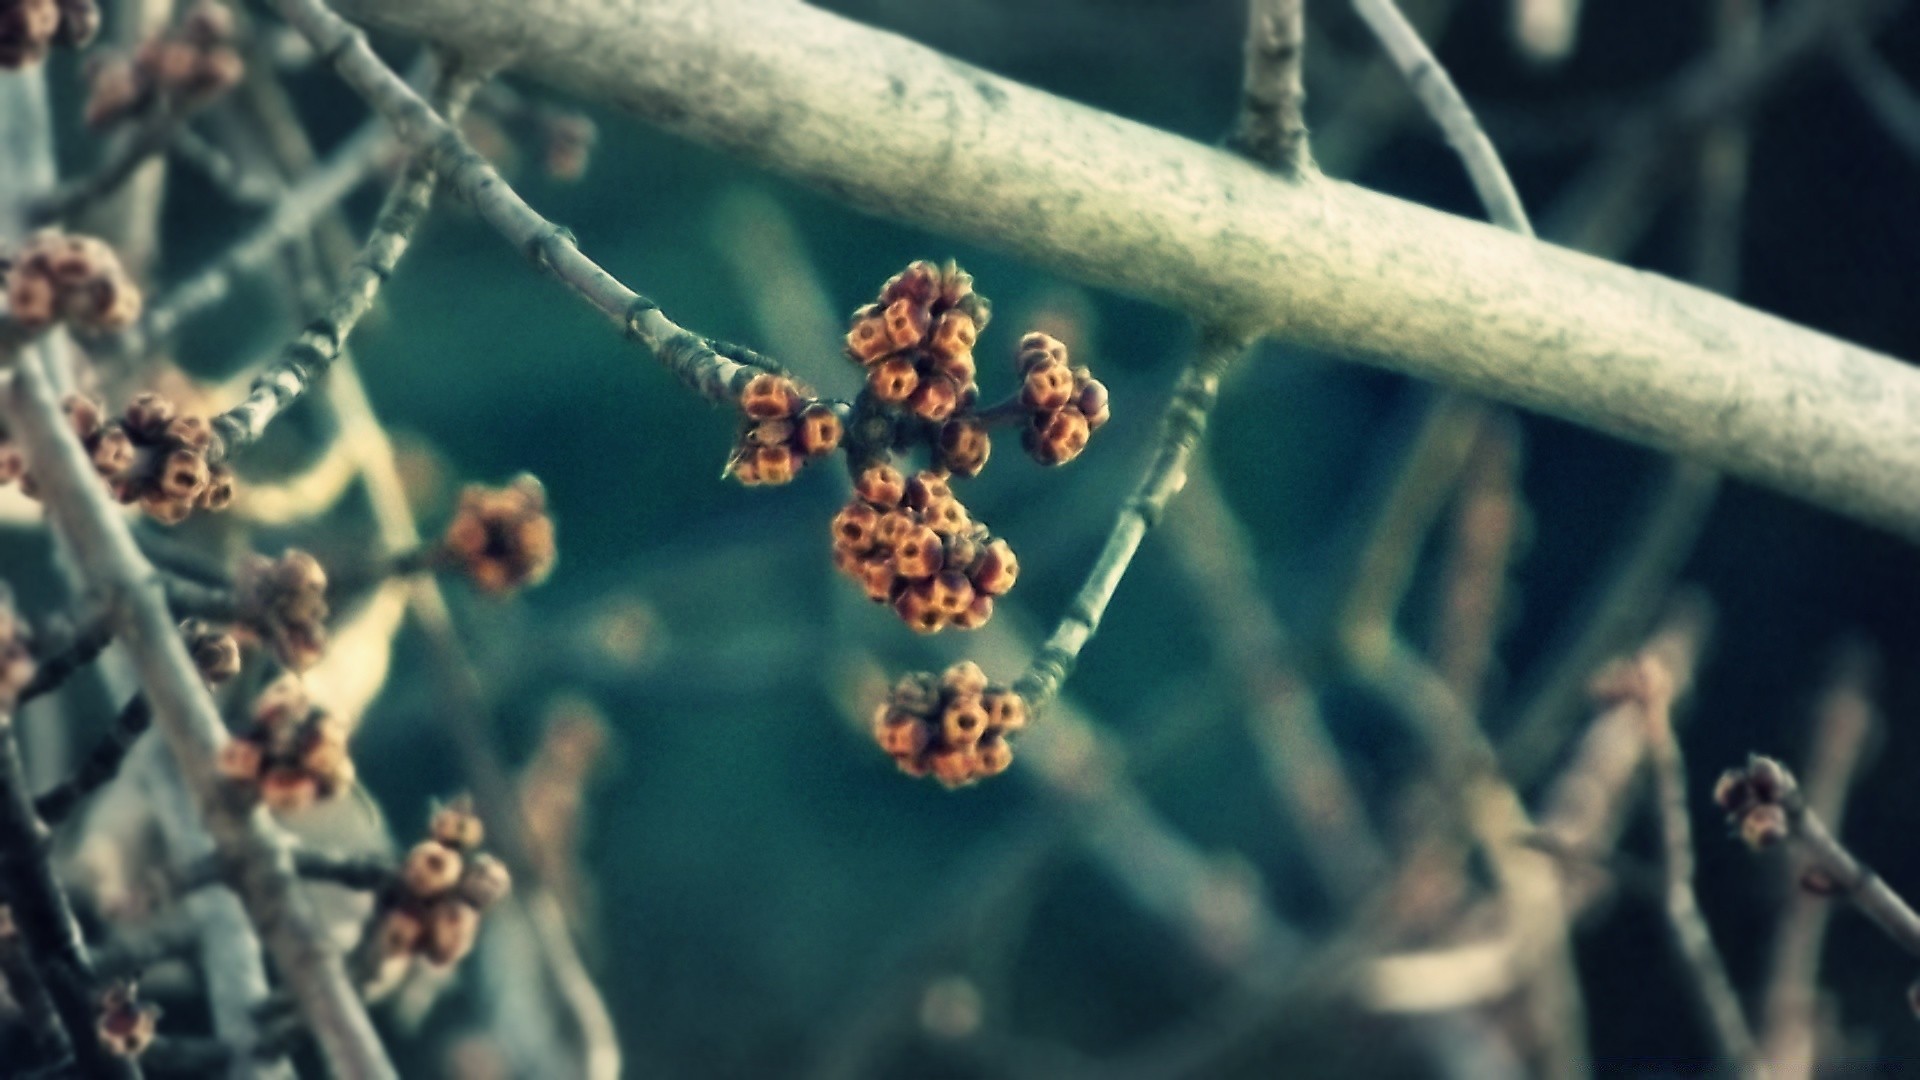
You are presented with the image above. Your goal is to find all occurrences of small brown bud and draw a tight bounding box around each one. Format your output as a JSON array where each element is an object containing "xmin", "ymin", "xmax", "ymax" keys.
[
  {"xmin": 932, "ymin": 349, "xmax": 976, "ymax": 388},
  {"xmin": 442, "ymin": 476, "xmax": 557, "ymax": 594},
  {"xmin": 403, "ymin": 841, "xmax": 465, "ymax": 898},
  {"xmin": 431, "ymin": 797, "xmax": 487, "ymax": 851},
  {"xmin": 123, "ymin": 392, "xmax": 176, "ymax": 438},
  {"xmin": 855, "ymin": 464, "xmax": 907, "ymax": 508},
  {"xmin": 753, "ymin": 444, "xmax": 797, "ymax": 485},
  {"xmin": 937, "ymin": 418, "xmax": 991, "ymax": 477},
  {"xmin": 940, "ymin": 661, "xmax": 989, "ymax": 698},
  {"xmin": 157, "ymin": 447, "xmax": 209, "ymax": 501},
  {"xmin": 1074, "ymin": 376, "xmax": 1110, "ymax": 430},
  {"xmin": 1739, "ymin": 805, "xmax": 1789, "ymax": 850},
  {"xmin": 904, "ymin": 471, "xmax": 951, "ymax": 510},
  {"xmin": 215, "ymin": 737, "xmax": 263, "ymax": 783},
  {"xmin": 928, "ymin": 310, "xmax": 977, "ymax": 359},
  {"xmin": 63, "ymin": 394, "xmax": 105, "ymax": 440},
  {"xmin": 1025, "ymin": 406, "xmax": 1091, "ymax": 466},
  {"xmin": 919, "ymin": 496, "xmax": 970, "ymax": 536},
  {"xmin": 941, "ymin": 697, "xmax": 989, "ymax": 750},
  {"xmin": 908, "ymin": 375, "xmax": 961, "ymax": 423},
  {"xmin": 971, "ymin": 734, "xmax": 1013, "ymax": 779},
  {"xmin": 929, "ymin": 570, "xmax": 975, "ymax": 618},
  {"xmin": 891, "ymin": 525, "xmax": 945, "ymax": 580},
  {"xmin": 1018, "ymin": 332, "xmax": 1070, "ymax": 371},
  {"xmin": 883, "ymin": 296, "xmax": 931, "ymax": 350},
  {"xmin": 459, "ymin": 853, "xmax": 513, "ymax": 910},
  {"xmin": 196, "ymin": 464, "xmax": 235, "ymax": 510},
  {"xmin": 832, "ymin": 501, "xmax": 881, "ymax": 555},
  {"xmin": 868, "ymin": 357, "xmax": 919, "ymax": 403},
  {"xmin": 970, "ymin": 540, "xmax": 1019, "ymax": 596},
  {"xmin": 795, "ymin": 403, "xmax": 843, "ymax": 457},
  {"xmin": 894, "ymin": 580, "xmax": 948, "ymax": 634},
  {"xmin": 846, "ymin": 312, "xmax": 894, "ymax": 365},
  {"xmin": 929, "ymin": 749, "xmax": 975, "ymax": 788},
  {"xmin": 182, "ymin": 619, "xmax": 241, "ymax": 683},
  {"xmin": 876, "ymin": 712, "xmax": 931, "ymax": 766},
  {"xmin": 746, "ymin": 420, "xmax": 792, "ymax": 449},
  {"xmin": 950, "ymin": 594, "xmax": 994, "ymax": 629},
  {"xmin": 375, "ymin": 907, "xmax": 424, "ymax": 958},
  {"xmin": 858, "ymin": 557, "xmax": 896, "ymax": 603},
  {"xmin": 890, "ymin": 671, "xmax": 944, "ymax": 716},
  {"xmin": 740, "ymin": 373, "xmax": 802, "ymax": 420},
  {"xmin": 90, "ymin": 425, "xmax": 134, "ymax": 477},
  {"xmin": 1021, "ymin": 359, "xmax": 1075, "ymax": 412},
  {"xmin": 982, "ymin": 689, "xmax": 1027, "ymax": 733},
  {"xmin": 95, "ymin": 981, "xmax": 158, "ymax": 1058},
  {"xmin": 873, "ymin": 509, "xmax": 914, "ymax": 550},
  {"xmin": 1712, "ymin": 770, "xmax": 1751, "ymax": 814},
  {"xmin": 420, "ymin": 899, "xmax": 482, "ymax": 967}
]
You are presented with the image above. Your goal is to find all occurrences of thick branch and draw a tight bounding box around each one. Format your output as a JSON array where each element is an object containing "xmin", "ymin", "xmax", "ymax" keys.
[{"xmin": 332, "ymin": 0, "xmax": 1920, "ymax": 539}]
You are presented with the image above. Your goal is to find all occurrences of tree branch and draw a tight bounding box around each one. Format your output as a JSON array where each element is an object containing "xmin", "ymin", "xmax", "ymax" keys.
[{"xmin": 1226, "ymin": 0, "xmax": 1312, "ymax": 175}]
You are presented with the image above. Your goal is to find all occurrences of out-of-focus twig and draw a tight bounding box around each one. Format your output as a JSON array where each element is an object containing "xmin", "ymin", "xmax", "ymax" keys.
[{"xmin": 1226, "ymin": 0, "xmax": 1313, "ymax": 175}]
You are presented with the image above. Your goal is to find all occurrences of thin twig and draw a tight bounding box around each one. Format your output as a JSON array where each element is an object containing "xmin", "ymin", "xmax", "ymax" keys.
[
  {"xmin": 1226, "ymin": 0, "xmax": 1313, "ymax": 175},
  {"xmin": 32, "ymin": 111, "xmax": 188, "ymax": 227},
  {"xmin": 19, "ymin": 614, "xmax": 115, "ymax": 706},
  {"xmin": 1635, "ymin": 651, "xmax": 1760, "ymax": 1072},
  {"xmin": 168, "ymin": 127, "xmax": 282, "ymax": 208},
  {"xmin": 208, "ymin": 62, "xmax": 485, "ymax": 463},
  {"xmin": 1760, "ymin": 644, "xmax": 1877, "ymax": 1080},
  {"xmin": 1014, "ymin": 330, "xmax": 1245, "ymax": 711},
  {"xmin": 275, "ymin": 0, "xmax": 781, "ymax": 408},
  {"xmin": 1428, "ymin": 415, "xmax": 1523, "ymax": 711},
  {"xmin": 1353, "ymin": 0, "xmax": 1533, "ymax": 235},
  {"xmin": 131, "ymin": 118, "xmax": 397, "ymax": 351},
  {"xmin": 1835, "ymin": 21, "xmax": 1920, "ymax": 163},
  {"xmin": 34, "ymin": 695, "xmax": 154, "ymax": 826},
  {"xmin": 176, "ymin": 850, "xmax": 395, "ymax": 894}
]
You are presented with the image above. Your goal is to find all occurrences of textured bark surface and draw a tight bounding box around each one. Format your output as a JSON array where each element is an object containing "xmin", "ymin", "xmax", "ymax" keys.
[{"xmin": 336, "ymin": 0, "xmax": 1920, "ymax": 539}]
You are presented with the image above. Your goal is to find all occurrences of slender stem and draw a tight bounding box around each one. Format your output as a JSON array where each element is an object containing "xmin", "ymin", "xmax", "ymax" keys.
[
  {"xmin": 168, "ymin": 127, "xmax": 281, "ymax": 208},
  {"xmin": 1641, "ymin": 657, "xmax": 1759, "ymax": 1072},
  {"xmin": 31, "ymin": 111, "xmax": 187, "ymax": 226},
  {"xmin": 1226, "ymin": 0, "xmax": 1313, "ymax": 176},
  {"xmin": 177, "ymin": 850, "xmax": 396, "ymax": 894},
  {"xmin": 0, "ymin": 911, "xmax": 72, "ymax": 1067},
  {"xmin": 1428, "ymin": 416, "xmax": 1522, "ymax": 711},
  {"xmin": 274, "ymin": 0, "xmax": 777, "ymax": 407},
  {"xmin": 1352, "ymin": 0, "xmax": 1533, "ymax": 236},
  {"xmin": 33, "ymin": 696, "xmax": 154, "ymax": 825},
  {"xmin": 208, "ymin": 62, "xmax": 484, "ymax": 463},
  {"xmin": 1014, "ymin": 331, "xmax": 1244, "ymax": 711},
  {"xmin": 1, "ymin": 347, "xmax": 397, "ymax": 1080},
  {"xmin": 19, "ymin": 614, "xmax": 115, "ymax": 706},
  {"xmin": 1, "ymin": 703, "xmax": 142, "ymax": 1078},
  {"xmin": 1835, "ymin": 21, "xmax": 1920, "ymax": 164},
  {"xmin": 131, "ymin": 118, "xmax": 396, "ymax": 352}
]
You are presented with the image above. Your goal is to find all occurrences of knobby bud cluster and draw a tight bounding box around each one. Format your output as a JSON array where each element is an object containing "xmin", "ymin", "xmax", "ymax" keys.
[
  {"xmin": 1713, "ymin": 754, "xmax": 1797, "ymax": 851},
  {"xmin": 872, "ymin": 661, "xmax": 1028, "ymax": 788},
  {"xmin": 234, "ymin": 548, "xmax": 329, "ymax": 671},
  {"xmin": 9, "ymin": 393, "xmax": 235, "ymax": 524},
  {"xmin": 726, "ymin": 372, "xmax": 842, "ymax": 485},
  {"xmin": 84, "ymin": 0, "xmax": 242, "ymax": 128},
  {"xmin": 846, "ymin": 260, "xmax": 990, "ymax": 424},
  {"xmin": 440, "ymin": 475, "xmax": 558, "ymax": 594},
  {"xmin": 3, "ymin": 231, "xmax": 142, "ymax": 336},
  {"xmin": 0, "ymin": 0, "xmax": 97, "ymax": 70},
  {"xmin": 215, "ymin": 674, "xmax": 354, "ymax": 814},
  {"xmin": 359, "ymin": 798, "xmax": 512, "ymax": 996},
  {"xmin": 180, "ymin": 618, "xmax": 242, "ymax": 684},
  {"xmin": 831, "ymin": 465, "xmax": 1018, "ymax": 633},
  {"xmin": 1015, "ymin": 331, "xmax": 1108, "ymax": 466}
]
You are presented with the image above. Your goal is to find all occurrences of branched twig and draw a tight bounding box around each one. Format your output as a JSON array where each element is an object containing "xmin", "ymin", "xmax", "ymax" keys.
[
  {"xmin": 1014, "ymin": 331, "xmax": 1244, "ymax": 711},
  {"xmin": 19, "ymin": 614, "xmax": 115, "ymax": 706},
  {"xmin": 132, "ymin": 118, "xmax": 396, "ymax": 351},
  {"xmin": 32, "ymin": 111, "xmax": 188, "ymax": 227},
  {"xmin": 34, "ymin": 695, "xmax": 153, "ymax": 826},
  {"xmin": 0, "ymin": 346, "xmax": 397, "ymax": 1080},
  {"xmin": 274, "ymin": 0, "xmax": 780, "ymax": 409},
  {"xmin": 1760, "ymin": 645, "xmax": 1877, "ymax": 1080},
  {"xmin": 208, "ymin": 61, "xmax": 485, "ymax": 463},
  {"xmin": 1631, "ymin": 649, "xmax": 1759, "ymax": 1072},
  {"xmin": 1226, "ymin": 0, "xmax": 1313, "ymax": 175}
]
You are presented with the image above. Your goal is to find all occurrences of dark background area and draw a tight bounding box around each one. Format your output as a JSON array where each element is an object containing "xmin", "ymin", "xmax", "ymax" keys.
[{"xmin": 33, "ymin": 0, "xmax": 1920, "ymax": 1074}]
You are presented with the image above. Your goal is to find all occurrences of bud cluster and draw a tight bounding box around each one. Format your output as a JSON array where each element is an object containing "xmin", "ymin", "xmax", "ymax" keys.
[
  {"xmin": 14, "ymin": 393, "xmax": 235, "ymax": 524},
  {"xmin": 845, "ymin": 260, "xmax": 990, "ymax": 424},
  {"xmin": 1713, "ymin": 755, "xmax": 1798, "ymax": 851},
  {"xmin": 440, "ymin": 475, "xmax": 557, "ymax": 594},
  {"xmin": 180, "ymin": 618, "xmax": 241, "ymax": 684},
  {"xmin": 831, "ymin": 465, "xmax": 1018, "ymax": 633},
  {"xmin": 1015, "ymin": 332, "xmax": 1109, "ymax": 466},
  {"xmin": 872, "ymin": 661, "xmax": 1028, "ymax": 788},
  {"xmin": 84, "ymin": 0, "xmax": 242, "ymax": 128},
  {"xmin": 726, "ymin": 372, "xmax": 842, "ymax": 486},
  {"xmin": 2, "ymin": 232, "xmax": 142, "ymax": 335},
  {"xmin": 362, "ymin": 798, "xmax": 512, "ymax": 993},
  {"xmin": 215, "ymin": 675, "xmax": 354, "ymax": 814},
  {"xmin": 234, "ymin": 549, "xmax": 328, "ymax": 672},
  {"xmin": 0, "ymin": 0, "xmax": 97, "ymax": 70}
]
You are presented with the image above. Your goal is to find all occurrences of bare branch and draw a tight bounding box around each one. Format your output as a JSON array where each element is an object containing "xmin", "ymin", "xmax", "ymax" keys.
[{"xmin": 1226, "ymin": 0, "xmax": 1312, "ymax": 175}]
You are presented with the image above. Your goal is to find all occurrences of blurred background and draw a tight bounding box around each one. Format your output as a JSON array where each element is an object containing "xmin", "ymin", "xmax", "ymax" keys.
[{"xmin": 12, "ymin": 0, "xmax": 1920, "ymax": 1076}]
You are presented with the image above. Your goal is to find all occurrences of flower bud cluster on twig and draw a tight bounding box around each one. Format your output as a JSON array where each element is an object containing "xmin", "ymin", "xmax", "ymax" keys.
[
  {"xmin": 438, "ymin": 475, "xmax": 557, "ymax": 594},
  {"xmin": 83, "ymin": 0, "xmax": 242, "ymax": 128},
  {"xmin": 2, "ymin": 231, "xmax": 141, "ymax": 335},
  {"xmin": 0, "ymin": 0, "xmax": 97, "ymax": 70},
  {"xmin": 725, "ymin": 372, "xmax": 842, "ymax": 485},
  {"xmin": 846, "ymin": 260, "xmax": 991, "ymax": 424},
  {"xmin": 832, "ymin": 465, "xmax": 1018, "ymax": 634},
  {"xmin": 10, "ymin": 392, "xmax": 235, "ymax": 524},
  {"xmin": 1015, "ymin": 331, "xmax": 1109, "ymax": 466},
  {"xmin": 872, "ymin": 661, "xmax": 1028, "ymax": 788},
  {"xmin": 215, "ymin": 674, "xmax": 354, "ymax": 814},
  {"xmin": 358, "ymin": 797, "xmax": 512, "ymax": 996},
  {"xmin": 1713, "ymin": 754, "xmax": 1797, "ymax": 851},
  {"xmin": 233, "ymin": 548, "xmax": 328, "ymax": 671},
  {"xmin": 179, "ymin": 618, "xmax": 241, "ymax": 685}
]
